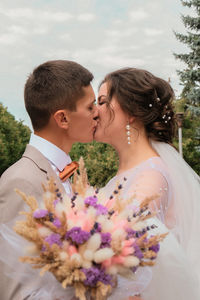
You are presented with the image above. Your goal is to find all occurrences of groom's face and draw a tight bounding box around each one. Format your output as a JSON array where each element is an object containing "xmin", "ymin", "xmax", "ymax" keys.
[{"xmin": 67, "ymin": 84, "xmax": 98, "ymax": 143}]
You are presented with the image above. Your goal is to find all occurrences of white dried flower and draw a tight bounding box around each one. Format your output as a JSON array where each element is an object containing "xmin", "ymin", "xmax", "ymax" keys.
[
  {"xmin": 83, "ymin": 249, "xmax": 94, "ymax": 261},
  {"xmin": 82, "ymin": 260, "xmax": 92, "ymax": 268},
  {"xmin": 94, "ymin": 248, "xmax": 114, "ymax": 263},
  {"xmin": 101, "ymin": 219, "xmax": 114, "ymax": 232},
  {"xmin": 123, "ymin": 256, "xmax": 140, "ymax": 267},
  {"xmin": 112, "ymin": 229, "xmax": 126, "ymax": 240},
  {"xmin": 107, "ymin": 265, "xmax": 118, "ymax": 275},
  {"xmin": 71, "ymin": 253, "xmax": 82, "ymax": 265},
  {"xmin": 38, "ymin": 227, "xmax": 52, "ymax": 237},
  {"xmin": 86, "ymin": 233, "xmax": 101, "ymax": 251}
]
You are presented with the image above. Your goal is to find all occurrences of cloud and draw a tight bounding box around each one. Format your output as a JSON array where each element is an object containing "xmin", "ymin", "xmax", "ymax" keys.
[
  {"xmin": 0, "ymin": 33, "xmax": 19, "ymax": 45},
  {"xmin": 144, "ymin": 28, "xmax": 164, "ymax": 36},
  {"xmin": 59, "ymin": 33, "xmax": 72, "ymax": 41},
  {"xmin": 0, "ymin": 7, "xmax": 73, "ymax": 22},
  {"xmin": 1, "ymin": 7, "xmax": 34, "ymax": 18},
  {"xmin": 8, "ymin": 25, "xmax": 27, "ymax": 35},
  {"xmin": 71, "ymin": 46, "xmax": 146, "ymax": 69},
  {"xmin": 129, "ymin": 9, "xmax": 149, "ymax": 22},
  {"xmin": 42, "ymin": 11, "xmax": 73, "ymax": 22},
  {"xmin": 77, "ymin": 13, "xmax": 96, "ymax": 22}
]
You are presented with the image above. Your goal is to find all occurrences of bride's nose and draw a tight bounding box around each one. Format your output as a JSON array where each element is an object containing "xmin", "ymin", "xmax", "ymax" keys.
[{"xmin": 93, "ymin": 105, "xmax": 99, "ymax": 120}]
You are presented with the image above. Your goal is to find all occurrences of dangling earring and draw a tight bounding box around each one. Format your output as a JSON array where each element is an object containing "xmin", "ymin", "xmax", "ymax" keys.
[{"xmin": 126, "ymin": 123, "xmax": 131, "ymax": 145}]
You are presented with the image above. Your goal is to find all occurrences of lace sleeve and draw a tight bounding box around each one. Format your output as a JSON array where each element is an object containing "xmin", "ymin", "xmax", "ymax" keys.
[{"xmin": 125, "ymin": 168, "xmax": 169, "ymax": 223}]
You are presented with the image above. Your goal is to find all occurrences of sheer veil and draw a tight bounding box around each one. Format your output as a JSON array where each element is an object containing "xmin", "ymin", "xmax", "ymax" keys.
[{"xmin": 151, "ymin": 140, "xmax": 200, "ymax": 282}]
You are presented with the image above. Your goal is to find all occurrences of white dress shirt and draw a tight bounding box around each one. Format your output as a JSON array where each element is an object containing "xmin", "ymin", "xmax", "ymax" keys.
[{"xmin": 29, "ymin": 133, "xmax": 72, "ymax": 195}]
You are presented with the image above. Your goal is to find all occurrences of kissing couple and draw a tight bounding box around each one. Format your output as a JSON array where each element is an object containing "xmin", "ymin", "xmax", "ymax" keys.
[{"xmin": 0, "ymin": 60, "xmax": 200, "ymax": 300}]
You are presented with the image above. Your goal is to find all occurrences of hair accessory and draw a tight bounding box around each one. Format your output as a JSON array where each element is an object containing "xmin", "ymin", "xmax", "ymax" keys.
[
  {"xmin": 149, "ymin": 104, "xmax": 153, "ymax": 107},
  {"xmin": 126, "ymin": 124, "xmax": 131, "ymax": 145},
  {"xmin": 156, "ymin": 97, "xmax": 160, "ymax": 102}
]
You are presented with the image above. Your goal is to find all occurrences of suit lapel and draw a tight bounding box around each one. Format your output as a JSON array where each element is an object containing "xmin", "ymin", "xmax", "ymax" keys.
[{"xmin": 22, "ymin": 144, "xmax": 66, "ymax": 195}]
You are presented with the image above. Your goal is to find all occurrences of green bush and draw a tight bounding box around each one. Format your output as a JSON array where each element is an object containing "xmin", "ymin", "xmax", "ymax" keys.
[
  {"xmin": 0, "ymin": 103, "xmax": 31, "ymax": 175},
  {"xmin": 70, "ymin": 141, "xmax": 118, "ymax": 187}
]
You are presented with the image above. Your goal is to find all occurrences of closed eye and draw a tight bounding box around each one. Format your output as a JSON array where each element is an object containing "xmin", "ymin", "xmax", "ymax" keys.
[
  {"xmin": 98, "ymin": 101, "xmax": 106, "ymax": 106},
  {"xmin": 98, "ymin": 95, "xmax": 108, "ymax": 105}
]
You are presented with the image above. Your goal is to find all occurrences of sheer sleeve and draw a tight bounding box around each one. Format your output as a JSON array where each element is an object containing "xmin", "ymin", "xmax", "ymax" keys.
[{"xmin": 124, "ymin": 168, "xmax": 170, "ymax": 223}]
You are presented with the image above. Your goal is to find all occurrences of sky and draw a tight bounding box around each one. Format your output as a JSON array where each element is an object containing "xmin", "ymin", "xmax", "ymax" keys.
[{"xmin": 0, "ymin": 0, "xmax": 192, "ymax": 129}]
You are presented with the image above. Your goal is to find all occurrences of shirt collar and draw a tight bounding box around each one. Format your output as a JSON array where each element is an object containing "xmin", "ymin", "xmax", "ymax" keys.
[{"xmin": 29, "ymin": 133, "xmax": 72, "ymax": 172}]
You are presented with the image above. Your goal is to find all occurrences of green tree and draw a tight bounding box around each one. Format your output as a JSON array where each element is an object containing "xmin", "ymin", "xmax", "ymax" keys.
[
  {"xmin": 174, "ymin": 0, "xmax": 200, "ymax": 107},
  {"xmin": 174, "ymin": 98, "xmax": 200, "ymax": 175},
  {"xmin": 70, "ymin": 141, "xmax": 118, "ymax": 187},
  {"xmin": 0, "ymin": 103, "xmax": 31, "ymax": 175}
]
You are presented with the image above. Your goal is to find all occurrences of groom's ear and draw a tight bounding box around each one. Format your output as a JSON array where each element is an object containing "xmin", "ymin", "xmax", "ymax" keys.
[{"xmin": 53, "ymin": 110, "xmax": 69, "ymax": 129}]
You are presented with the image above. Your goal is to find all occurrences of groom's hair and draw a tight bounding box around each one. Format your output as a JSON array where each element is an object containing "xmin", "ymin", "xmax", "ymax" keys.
[{"xmin": 24, "ymin": 60, "xmax": 93, "ymax": 131}]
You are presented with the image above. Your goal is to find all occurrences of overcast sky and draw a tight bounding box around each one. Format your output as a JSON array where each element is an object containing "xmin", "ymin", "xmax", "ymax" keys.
[{"xmin": 0, "ymin": 0, "xmax": 191, "ymax": 129}]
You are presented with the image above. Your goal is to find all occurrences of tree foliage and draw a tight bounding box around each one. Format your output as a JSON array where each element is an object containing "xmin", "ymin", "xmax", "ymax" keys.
[
  {"xmin": 174, "ymin": 98, "xmax": 200, "ymax": 175},
  {"xmin": 174, "ymin": 0, "xmax": 200, "ymax": 106},
  {"xmin": 70, "ymin": 141, "xmax": 118, "ymax": 187},
  {"xmin": 0, "ymin": 103, "xmax": 31, "ymax": 175}
]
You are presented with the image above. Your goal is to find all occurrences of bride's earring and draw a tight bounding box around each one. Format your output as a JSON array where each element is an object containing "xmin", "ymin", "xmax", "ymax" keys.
[{"xmin": 126, "ymin": 123, "xmax": 131, "ymax": 145}]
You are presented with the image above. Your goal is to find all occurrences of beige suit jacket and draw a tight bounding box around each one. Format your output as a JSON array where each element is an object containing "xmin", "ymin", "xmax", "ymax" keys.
[{"xmin": 0, "ymin": 145, "xmax": 66, "ymax": 300}]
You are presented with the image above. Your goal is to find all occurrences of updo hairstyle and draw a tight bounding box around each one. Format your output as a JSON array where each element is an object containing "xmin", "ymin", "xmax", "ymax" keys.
[{"xmin": 103, "ymin": 68, "xmax": 176, "ymax": 143}]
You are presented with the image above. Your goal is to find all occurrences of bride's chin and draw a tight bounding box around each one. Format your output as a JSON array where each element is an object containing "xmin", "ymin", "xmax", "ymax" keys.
[{"xmin": 94, "ymin": 132, "xmax": 103, "ymax": 142}]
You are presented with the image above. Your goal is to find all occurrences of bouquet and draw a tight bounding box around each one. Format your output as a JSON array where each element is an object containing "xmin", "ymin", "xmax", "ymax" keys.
[{"xmin": 13, "ymin": 161, "xmax": 167, "ymax": 300}]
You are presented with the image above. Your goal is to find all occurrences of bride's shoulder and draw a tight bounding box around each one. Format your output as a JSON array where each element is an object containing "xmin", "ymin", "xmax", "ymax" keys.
[{"xmin": 103, "ymin": 157, "xmax": 171, "ymax": 195}]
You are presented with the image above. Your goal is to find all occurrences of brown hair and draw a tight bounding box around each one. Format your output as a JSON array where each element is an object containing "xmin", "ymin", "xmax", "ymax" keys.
[
  {"xmin": 24, "ymin": 60, "xmax": 93, "ymax": 131},
  {"xmin": 102, "ymin": 68, "xmax": 176, "ymax": 143}
]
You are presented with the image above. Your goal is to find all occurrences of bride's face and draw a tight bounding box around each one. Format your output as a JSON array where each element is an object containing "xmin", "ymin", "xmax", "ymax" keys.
[{"xmin": 94, "ymin": 82, "xmax": 128, "ymax": 145}]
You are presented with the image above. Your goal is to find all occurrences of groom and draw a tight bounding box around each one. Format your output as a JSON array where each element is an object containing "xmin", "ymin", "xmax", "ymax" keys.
[{"xmin": 0, "ymin": 60, "xmax": 98, "ymax": 300}]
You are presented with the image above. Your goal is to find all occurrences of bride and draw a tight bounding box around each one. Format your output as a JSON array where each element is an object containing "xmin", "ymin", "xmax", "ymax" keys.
[{"xmin": 94, "ymin": 67, "xmax": 200, "ymax": 299}]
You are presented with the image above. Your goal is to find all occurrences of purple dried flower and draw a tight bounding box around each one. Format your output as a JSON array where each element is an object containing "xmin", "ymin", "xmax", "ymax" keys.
[
  {"xmin": 126, "ymin": 228, "xmax": 136, "ymax": 239},
  {"xmin": 90, "ymin": 222, "xmax": 102, "ymax": 235},
  {"xmin": 133, "ymin": 243, "xmax": 144, "ymax": 260},
  {"xmin": 44, "ymin": 233, "xmax": 62, "ymax": 247},
  {"xmin": 66, "ymin": 227, "xmax": 90, "ymax": 244},
  {"xmin": 53, "ymin": 198, "xmax": 60, "ymax": 207},
  {"xmin": 33, "ymin": 209, "xmax": 48, "ymax": 219},
  {"xmin": 132, "ymin": 266, "xmax": 139, "ymax": 273},
  {"xmin": 82, "ymin": 267, "xmax": 112, "ymax": 287},
  {"xmin": 84, "ymin": 196, "xmax": 98, "ymax": 207},
  {"xmin": 100, "ymin": 233, "xmax": 111, "ymax": 248},
  {"xmin": 149, "ymin": 244, "xmax": 160, "ymax": 254},
  {"xmin": 95, "ymin": 222, "xmax": 102, "ymax": 232},
  {"xmin": 53, "ymin": 218, "xmax": 62, "ymax": 228},
  {"xmin": 95, "ymin": 204, "xmax": 108, "ymax": 216}
]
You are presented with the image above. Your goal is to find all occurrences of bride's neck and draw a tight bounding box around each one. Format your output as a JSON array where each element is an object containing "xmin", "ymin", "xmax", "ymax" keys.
[{"xmin": 115, "ymin": 134, "xmax": 158, "ymax": 175}]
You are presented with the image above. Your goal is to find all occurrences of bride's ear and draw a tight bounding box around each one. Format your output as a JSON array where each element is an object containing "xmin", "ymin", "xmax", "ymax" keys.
[
  {"xmin": 53, "ymin": 110, "xmax": 69, "ymax": 129},
  {"xmin": 128, "ymin": 116, "xmax": 135, "ymax": 125}
]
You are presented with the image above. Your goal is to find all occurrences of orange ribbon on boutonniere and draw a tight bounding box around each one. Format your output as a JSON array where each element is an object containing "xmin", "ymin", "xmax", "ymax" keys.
[{"xmin": 59, "ymin": 161, "xmax": 79, "ymax": 182}]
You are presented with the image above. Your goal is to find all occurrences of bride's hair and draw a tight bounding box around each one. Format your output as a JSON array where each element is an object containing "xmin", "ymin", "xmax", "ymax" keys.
[{"xmin": 102, "ymin": 68, "xmax": 176, "ymax": 143}]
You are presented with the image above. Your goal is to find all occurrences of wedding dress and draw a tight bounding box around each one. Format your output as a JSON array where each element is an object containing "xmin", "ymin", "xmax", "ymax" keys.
[{"xmin": 103, "ymin": 140, "xmax": 200, "ymax": 299}]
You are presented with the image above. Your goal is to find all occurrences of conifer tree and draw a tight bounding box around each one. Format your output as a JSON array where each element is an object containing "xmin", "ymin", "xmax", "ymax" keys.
[{"xmin": 174, "ymin": 0, "xmax": 200, "ymax": 107}]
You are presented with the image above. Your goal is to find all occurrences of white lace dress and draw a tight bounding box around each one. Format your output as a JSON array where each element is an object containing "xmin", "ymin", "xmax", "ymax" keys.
[{"xmin": 103, "ymin": 156, "xmax": 200, "ymax": 299}]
